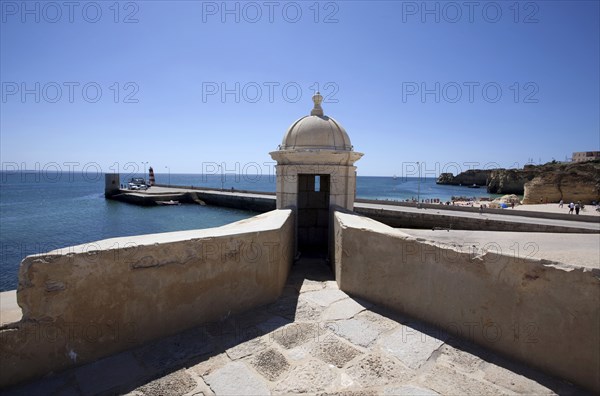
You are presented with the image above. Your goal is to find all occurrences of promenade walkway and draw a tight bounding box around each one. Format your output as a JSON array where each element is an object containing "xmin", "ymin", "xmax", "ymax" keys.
[{"xmin": 355, "ymin": 202, "xmax": 600, "ymax": 232}]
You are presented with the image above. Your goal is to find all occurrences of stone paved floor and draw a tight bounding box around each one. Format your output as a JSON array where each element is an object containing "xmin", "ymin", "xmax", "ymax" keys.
[{"xmin": 3, "ymin": 259, "xmax": 589, "ymax": 396}]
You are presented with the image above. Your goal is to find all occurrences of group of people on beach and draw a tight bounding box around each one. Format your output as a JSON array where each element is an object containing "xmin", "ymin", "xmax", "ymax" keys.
[{"xmin": 559, "ymin": 199, "xmax": 584, "ymax": 215}]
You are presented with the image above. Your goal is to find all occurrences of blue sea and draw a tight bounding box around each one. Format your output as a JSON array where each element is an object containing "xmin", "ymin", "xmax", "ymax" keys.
[{"xmin": 0, "ymin": 172, "xmax": 497, "ymax": 291}]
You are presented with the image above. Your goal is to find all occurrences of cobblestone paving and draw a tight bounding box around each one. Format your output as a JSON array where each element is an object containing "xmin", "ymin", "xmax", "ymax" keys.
[{"xmin": 3, "ymin": 259, "xmax": 588, "ymax": 395}]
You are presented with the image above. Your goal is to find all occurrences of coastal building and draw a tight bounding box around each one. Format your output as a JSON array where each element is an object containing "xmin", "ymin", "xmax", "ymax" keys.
[{"xmin": 572, "ymin": 151, "xmax": 600, "ymax": 162}]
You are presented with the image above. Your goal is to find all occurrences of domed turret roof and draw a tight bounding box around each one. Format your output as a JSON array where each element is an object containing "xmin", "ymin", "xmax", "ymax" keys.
[{"xmin": 280, "ymin": 92, "xmax": 352, "ymax": 151}]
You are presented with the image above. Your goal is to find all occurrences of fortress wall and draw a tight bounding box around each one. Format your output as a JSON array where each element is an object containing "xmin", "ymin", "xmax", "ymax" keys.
[
  {"xmin": 195, "ymin": 191, "xmax": 276, "ymax": 212},
  {"xmin": 333, "ymin": 211, "xmax": 600, "ymax": 393},
  {"xmin": 354, "ymin": 206, "xmax": 599, "ymax": 233},
  {"xmin": 0, "ymin": 209, "xmax": 294, "ymax": 388}
]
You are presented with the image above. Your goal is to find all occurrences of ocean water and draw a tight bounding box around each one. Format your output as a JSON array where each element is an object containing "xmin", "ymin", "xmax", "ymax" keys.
[
  {"xmin": 160, "ymin": 173, "xmax": 497, "ymax": 202},
  {"xmin": 0, "ymin": 172, "xmax": 495, "ymax": 291}
]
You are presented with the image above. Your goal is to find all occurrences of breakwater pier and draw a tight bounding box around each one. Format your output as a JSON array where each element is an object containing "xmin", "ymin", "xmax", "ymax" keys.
[{"xmin": 106, "ymin": 183, "xmax": 277, "ymax": 212}]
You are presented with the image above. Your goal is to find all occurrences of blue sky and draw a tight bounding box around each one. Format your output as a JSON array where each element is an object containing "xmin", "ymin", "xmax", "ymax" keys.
[{"xmin": 1, "ymin": 0, "xmax": 599, "ymax": 177}]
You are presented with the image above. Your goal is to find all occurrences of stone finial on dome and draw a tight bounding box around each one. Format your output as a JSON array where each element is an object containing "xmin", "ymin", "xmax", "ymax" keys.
[{"xmin": 311, "ymin": 92, "xmax": 324, "ymax": 116}]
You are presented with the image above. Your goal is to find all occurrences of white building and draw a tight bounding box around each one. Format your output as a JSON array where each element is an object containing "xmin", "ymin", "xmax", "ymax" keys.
[{"xmin": 572, "ymin": 151, "xmax": 600, "ymax": 162}]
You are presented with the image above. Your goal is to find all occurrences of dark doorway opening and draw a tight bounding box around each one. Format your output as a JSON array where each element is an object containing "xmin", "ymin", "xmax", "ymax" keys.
[{"xmin": 297, "ymin": 174, "xmax": 330, "ymax": 257}]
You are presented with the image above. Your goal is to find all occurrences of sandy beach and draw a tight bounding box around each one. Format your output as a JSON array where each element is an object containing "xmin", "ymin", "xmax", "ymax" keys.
[
  {"xmin": 513, "ymin": 202, "xmax": 600, "ymax": 216},
  {"xmin": 449, "ymin": 199, "xmax": 600, "ymax": 217}
]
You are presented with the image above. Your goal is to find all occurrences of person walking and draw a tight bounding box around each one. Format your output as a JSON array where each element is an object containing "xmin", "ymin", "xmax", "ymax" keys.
[
  {"xmin": 569, "ymin": 202, "xmax": 574, "ymax": 214},
  {"xmin": 575, "ymin": 202, "xmax": 580, "ymax": 215},
  {"xmin": 559, "ymin": 199, "xmax": 564, "ymax": 208}
]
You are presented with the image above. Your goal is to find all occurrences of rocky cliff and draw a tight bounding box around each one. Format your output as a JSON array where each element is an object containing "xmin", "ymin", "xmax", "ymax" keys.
[
  {"xmin": 487, "ymin": 169, "xmax": 536, "ymax": 194},
  {"xmin": 522, "ymin": 161, "xmax": 600, "ymax": 204},
  {"xmin": 436, "ymin": 170, "xmax": 490, "ymax": 186},
  {"xmin": 437, "ymin": 161, "xmax": 600, "ymax": 203}
]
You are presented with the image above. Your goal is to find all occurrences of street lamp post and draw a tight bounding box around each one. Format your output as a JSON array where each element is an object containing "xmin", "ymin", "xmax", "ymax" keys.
[
  {"xmin": 218, "ymin": 164, "xmax": 225, "ymax": 191},
  {"xmin": 165, "ymin": 166, "xmax": 170, "ymax": 186},
  {"xmin": 417, "ymin": 161, "xmax": 421, "ymax": 204}
]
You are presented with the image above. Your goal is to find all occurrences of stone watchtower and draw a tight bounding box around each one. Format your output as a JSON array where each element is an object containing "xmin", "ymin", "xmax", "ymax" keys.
[{"xmin": 270, "ymin": 92, "xmax": 363, "ymax": 255}]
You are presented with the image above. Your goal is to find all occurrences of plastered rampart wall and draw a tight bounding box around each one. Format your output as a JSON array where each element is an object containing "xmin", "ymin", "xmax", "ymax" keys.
[
  {"xmin": 0, "ymin": 209, "xmax": 294, "ymax": 388},
  {"xmin": 354, "ymin": 206, "xmax": 599, "ymax": 234},
  {"xmin": 333, "ymin": 210, "xmax": 600, "ymax": 393},
  {"xmin": 194, "ymin": 191, "xmax": 275, "ymax": 212}
]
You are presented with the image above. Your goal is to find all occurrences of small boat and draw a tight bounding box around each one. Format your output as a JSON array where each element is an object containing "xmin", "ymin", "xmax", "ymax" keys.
[
  {"xmin": 467, "ymin": 184, "xmax": 480, "ymax": 189},
  {"xmin": 392, "ymin": 175, "xmax": 398, "ymax": 180},
  {"xmin": 156, "ymin": 200, "xmax": 180, "ymax": 206}
]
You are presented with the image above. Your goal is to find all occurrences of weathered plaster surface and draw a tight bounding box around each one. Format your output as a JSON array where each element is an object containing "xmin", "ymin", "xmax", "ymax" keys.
[
  {"xmin": 333, "ymin": 210, "xmax": 600, "ymax": 393},
  {"xmin": 0, "ymin": 209, "xmax": 294, "ymax": 388},
  {"xmin": 396, "ymin": 228, "xmax": 600, "ymax": 270}
]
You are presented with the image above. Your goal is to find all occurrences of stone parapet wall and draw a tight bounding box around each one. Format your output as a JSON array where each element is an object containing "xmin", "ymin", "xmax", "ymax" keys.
[
  {"xmin": 333, "ymin": 211, "xmax": 600, "ymax": 393},
  {"xmin": 354, "ymin": 206, "xmax": 599, "ymax": 233},
  {"xmin": 0, "ymin": 210, "xmax": 294, "ymax": 388},
  {"xmin": 195, "ymin": 191, "xmax": 275, "ymax": 212}
]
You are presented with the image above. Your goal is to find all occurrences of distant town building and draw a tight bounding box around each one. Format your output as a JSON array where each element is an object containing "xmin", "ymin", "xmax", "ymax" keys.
[{"xmin": 572, "ymin": 151, "xmax": 600, "ymax": 162}]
